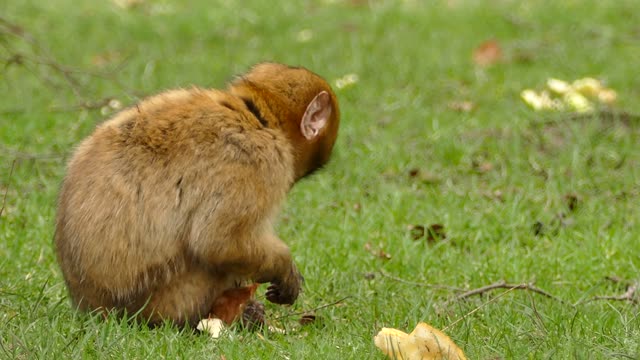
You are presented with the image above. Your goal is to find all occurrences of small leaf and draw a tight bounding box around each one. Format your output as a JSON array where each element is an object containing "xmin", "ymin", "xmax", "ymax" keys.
[
  {"xmin": 472, "ymin": 39, "xmax": 503, "ymax": 66},
  {"xmin": 299, "ymin": 314, "xmax": 317, "ymax": 326},
  {"xmin": 532, "ymin": 221, "xmax": 544, "ymax": 236},
  {"xmin": 408, "ymin": 224, "xmax": 425, "ymax": 240},
  {"xmin": 426, "ymin": 224, "xmax": 446, "ymax": 242},
  {"xmin": 447, "ymin": 100, "xmax": 475, "ymax": 112},
  {"xmin": 564, "ymin": 194, "xmax": 579, "ymax": 212},
  {"xmin": 363, "ymin": 272, "xmax": 376, "ymax": 280}
]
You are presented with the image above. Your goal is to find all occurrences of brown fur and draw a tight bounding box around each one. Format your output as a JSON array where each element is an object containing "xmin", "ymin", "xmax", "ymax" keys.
[{"xmin": 54, "ymin": 63, "xmax": 340, "ymax": 327}]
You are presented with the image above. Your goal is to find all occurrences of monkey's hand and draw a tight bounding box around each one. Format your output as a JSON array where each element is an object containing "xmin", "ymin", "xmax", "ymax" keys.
[{"xmin": 265, "ymin": 265, "xmax": 303, "ymax": 305}]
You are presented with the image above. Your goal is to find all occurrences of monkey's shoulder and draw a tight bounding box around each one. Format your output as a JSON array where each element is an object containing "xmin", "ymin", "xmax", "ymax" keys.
[
  {"xmin": 68, "ymin": 88, "xmax": 294, "ymax": 185},
  {"xmin": 90, "ymin": 88, "xmax": 288, "ymax": 156}
]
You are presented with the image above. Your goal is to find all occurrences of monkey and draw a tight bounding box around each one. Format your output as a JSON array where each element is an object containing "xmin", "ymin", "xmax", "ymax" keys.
[{"xmin": 54, "ymin": 62, "xmax": 340, "ymax": 328}]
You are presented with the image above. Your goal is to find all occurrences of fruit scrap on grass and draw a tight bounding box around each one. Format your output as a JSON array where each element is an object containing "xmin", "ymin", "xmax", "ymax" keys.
[
  {"xmin": 520, "ymin": 77, "xmax": 617, "ymax": 113},
  {"xmin": 374, "ymin": 322, "xmax": 467, "ymax": 360},
  {"xmin": 210, "ymin": 283, "xmax": 259, "ymax": 325},
  {"xmin": 197, "ymin": 318, "xmax": 226, "ymax": 339},
  {"xmin": 198, "ymin": 283, "xmax": 260, "ymax": 338}
]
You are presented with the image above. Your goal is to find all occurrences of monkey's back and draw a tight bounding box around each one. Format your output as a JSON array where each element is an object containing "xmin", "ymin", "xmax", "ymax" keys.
[{"xmin": 54, "ymin": 88, "xmax": 295, "ymax": 313}]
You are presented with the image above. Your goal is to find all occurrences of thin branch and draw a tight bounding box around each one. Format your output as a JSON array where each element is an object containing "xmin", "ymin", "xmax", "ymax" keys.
[
  {"xmin": 273, "ymin": 296, "xmax": 350, "ymax": 320},
  {"xmin": 0, "ymin": 159, "xmax": 16, "ymax": 219},
  {"xmin": 1, "ymin": 16, "xmax": 141, "ymax": 103},
  {"xmin": 588, "ymin": 284, "xmax": 638, "ymax": 304},
  {"xmin": 0, "ymin": 147, "xmax": 66, "ymax": 161},
  {"xmin": 48, "ymin": 97, "xmax": 116, "ymax": 113},
  {"xmin": 449, "ymin": 280, "xmax": 568, "ymax": 305},
  {"xmin": 378, "ymin": 270, "xmax": 463, "ymax": 291},
  {"xmin": 443, "ymin": 286, "xmax": 519, "ymax": 332}
]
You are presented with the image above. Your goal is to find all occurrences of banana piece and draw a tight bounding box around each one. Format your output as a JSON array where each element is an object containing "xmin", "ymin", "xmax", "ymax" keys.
[{"xmin": 374, "ymin": 322, "xmax": 467, "ymax": 360}]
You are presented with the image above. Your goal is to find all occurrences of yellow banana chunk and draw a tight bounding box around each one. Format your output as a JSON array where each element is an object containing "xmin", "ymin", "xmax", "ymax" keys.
[
  {"xmin": 547, "ymin": 78, "xmax": 572, "ymax": 95},
  {"xmin": 572, "ymin": 77, "xmax": 602, "ymax": 97},
  {"xmin": 521, "ymin": 90, "xmax": 564, "ymax": 111},
  {"xmin": 374, "ymin": 322, "xmax": 467, "ymax": 360},
  {"xmin": 521, "ymin": 89, "xmax": 543, "ymax": 110},
  {"xmin": 564, "ymin": 91, "xmax": 593, "ymax": 113},
  {"xmin": 597, "ymin": 88, "xmax": 617, "ymax": 104}
]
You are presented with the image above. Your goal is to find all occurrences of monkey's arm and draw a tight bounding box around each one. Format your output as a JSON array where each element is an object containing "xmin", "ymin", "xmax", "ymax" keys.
[
  {"xmin": 186, "ymin": 171, "xmax": 301, "ymax": 305},
  {"xmin": 251, "ymin": 233, "xmax": 303, "ymax": 305},
  {"xmin": 191, "ymin": 222, "xmax": 302, "ymax": 305}
]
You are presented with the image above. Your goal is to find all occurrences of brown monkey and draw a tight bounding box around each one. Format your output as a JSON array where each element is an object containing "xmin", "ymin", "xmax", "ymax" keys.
[{"xmin": 54, "ymin": 63, "xmax": 340, "ymax": 328}]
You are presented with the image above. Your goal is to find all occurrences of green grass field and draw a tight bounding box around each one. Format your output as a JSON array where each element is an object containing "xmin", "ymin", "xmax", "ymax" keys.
[{"xmin": 1, "ymin": 0, "xmax": 639, "ymax": 358}]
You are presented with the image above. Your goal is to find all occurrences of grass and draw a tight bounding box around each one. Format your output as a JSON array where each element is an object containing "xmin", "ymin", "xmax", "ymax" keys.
[{"xmin": 1, "ymin": 0, "xmax": 639, "ymax": 358}]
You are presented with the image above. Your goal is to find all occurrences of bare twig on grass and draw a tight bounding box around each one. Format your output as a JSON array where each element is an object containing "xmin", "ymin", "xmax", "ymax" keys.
[
  {"xmin": 1, "ymin": 16, "xmax": 84, "ymax": 97},
  {"xmin": 1, "ymin": 16, "xmax": 140, "ymax": 106},
  {"xmin": 587, "ymin": 284, "xmax": 638, "ymax": 304},
  {"xmin": 377, "ymin": 270, "xmax": 463, "ymax": 291},
  {"xmin": 1, "ymin": 146, "xmax": 66, "ymax": 161},
  {"xmin": 574, "ymin": 277, "xmax": 639, "ymax": 305},
  {"xmin": 443, "ymin": 286, "xmax": 519, "ymax": 332},
  {"xmin": 0, "ymin": 159, "xmax": 16, "ymax": 219},
  {"xmin": 48, "ymin": 97, "xmax": 118, "ymax": 113},
  {"xmin": 448, "ymin": 280, "xmax": 568, "ymax": 306},
  {"xmin": 442, "ymin": 281, "xmax": 568, "ymax": 332},
  {"xmin": 273, "ymin": 296, "xmax": 351, "ymax": 320}
]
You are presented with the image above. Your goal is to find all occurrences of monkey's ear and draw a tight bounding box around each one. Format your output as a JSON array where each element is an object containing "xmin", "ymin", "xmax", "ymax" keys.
[{"xmin": 301, "ymin": 91, "xmax": 332, "ymax": 140}]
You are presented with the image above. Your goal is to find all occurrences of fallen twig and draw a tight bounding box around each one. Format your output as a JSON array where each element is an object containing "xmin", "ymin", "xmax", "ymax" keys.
[
  {"xmin": 1, "ymin": 16, "xmax": 140, "ymax": 103},
  {"xmin": 273, "ymin": 296, "xmax": 350, "ymax": 320},
  {"xmin": 48, "ymin": 97, "xmax": 118, "ymax": 113},
  {"xmin": 448, "ymin": 280, "xmax": 568, "ymax": 305},
  {"xmin": 0, "ymin": 159, "xmax": 16, "ymax": 219},
  {"xmin": 1, "ymin": 146, "xmax": 67, "ymax": 161},
  {"xmin": 588, "ymin": 283, "xmax": 638, "ymax": 304},
  {"xmin": 443, "ymin": 286, "xmax": 519, "ymax": 332}
]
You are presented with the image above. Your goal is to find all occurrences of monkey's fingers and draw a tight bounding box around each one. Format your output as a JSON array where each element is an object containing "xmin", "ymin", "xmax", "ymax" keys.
[{"xmin": 265, "ymin": 283, "xmax": 296, "ymax": 305}]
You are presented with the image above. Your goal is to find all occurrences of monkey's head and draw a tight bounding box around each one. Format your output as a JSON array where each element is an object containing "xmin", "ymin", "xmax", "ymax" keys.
[{"xmin": 230, "ymin": 63, "xmax": 340, "ymax": 180}]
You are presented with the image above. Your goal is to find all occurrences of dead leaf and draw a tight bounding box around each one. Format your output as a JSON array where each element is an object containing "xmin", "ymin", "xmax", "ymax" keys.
[
  {"xmin": 472, "ymin": 160, "xmax": 494, "ymax": 173},
  {"xmin": 426, "ymin": 224, "xmax": 446, "ymax": 242},
  {"xmin": 447, "ymin": 101, "xmax": 475, "ymax": 112},
  {"xmin": 91, "ymin": 51, "xmax": 122, "ymax": 67},
  {"xmin": 374, "ymin": 322, "xmax": 467, "ymax": 360},
  {"xmin": 564, "ymin": 194, "xmax": 579, "ymax": 212},
  {"xmin": 299, "ymin": 314, "xmax": 317, "ymax": 326},
  {"xmin": 408, "ymin": 224, "xmax": 425, "ymax": 240},
  {"xmin": 363, "ymin": 272, "xmax": 376, "ymax": 280},
  {"xmin": 482, "ymin": 189, "xmax": 504, "ymax": 202},
  {"xmin": 111, "ymin": 0, "xmax": 144, "ymax": 9},
  {"xmin": 472, "ymin": 39, "xmax": 503, "ymax": 67},
  {"xmin": 365, "ymin": 242, "xmax": 392, "ymax": 260},
  {"xmin": 407, "ymin": 169, "xmax": 442, "ymax": 184},
  {"xmin": 532, "ymin": 221, "xmax": 544, "ymax": 236},
  {"xmin": 378, "ymin": 249, "xmax": 392, "ymax": 260}
]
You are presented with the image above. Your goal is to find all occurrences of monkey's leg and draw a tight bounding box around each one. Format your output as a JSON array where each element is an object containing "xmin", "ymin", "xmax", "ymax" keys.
[{"xmin": 141, "ymin": 268, "xmax": 227, "ymax": 328}]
